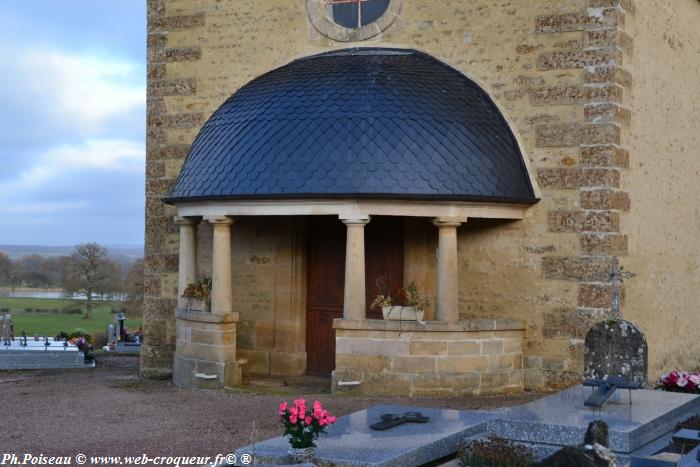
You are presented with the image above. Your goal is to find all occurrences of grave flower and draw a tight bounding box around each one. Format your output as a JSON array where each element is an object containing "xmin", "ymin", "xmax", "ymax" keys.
[
  {"xmin": 657, "ymin": 370, "xmax": 700, "ymax": 394},
  {"xmin": 278, "ymin": 398, "xmax": 337, "ymax": 449}
]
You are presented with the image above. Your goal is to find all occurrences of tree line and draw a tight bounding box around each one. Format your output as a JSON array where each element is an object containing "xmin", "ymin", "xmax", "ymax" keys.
[{"xmin": 0, "ymin": 243, "xmax": 143, "ymax": 318}]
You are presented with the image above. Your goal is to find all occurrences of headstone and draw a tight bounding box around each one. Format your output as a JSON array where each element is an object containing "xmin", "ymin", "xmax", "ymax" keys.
[
  {"xmin": 108, "ymin": 324, "xmax": 115, "ymax": 344},
  {"xmin": 115, "ymin": 313, "xmax": 126, "ymax": 341},
  {"xmin": 584, "ymin": 319, "xmax": 647, "ymax": 385}
]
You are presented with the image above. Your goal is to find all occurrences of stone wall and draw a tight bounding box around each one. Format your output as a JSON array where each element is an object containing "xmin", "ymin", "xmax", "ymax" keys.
[
  {"xmin": 145, "ymin": 0, "xmax": 699, "ymax": 389},
  {"xmin": 622, "ymin": 0, "xmax": 700, "ymax": 375},
  {"xmin": 333, "ymin": 319, "xmax": 524, "ymax": 396}
]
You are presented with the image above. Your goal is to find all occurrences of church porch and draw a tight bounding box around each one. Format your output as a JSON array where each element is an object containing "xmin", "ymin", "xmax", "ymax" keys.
[{"xmin": 170, "ymin": 200, "xmax": 527, "ymax": 395}]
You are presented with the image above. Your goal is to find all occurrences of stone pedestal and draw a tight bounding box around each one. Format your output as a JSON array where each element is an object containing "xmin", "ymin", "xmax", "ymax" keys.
[{"xmin": 173, "ymin": 309, "xmax": 246, "ymax": 389}]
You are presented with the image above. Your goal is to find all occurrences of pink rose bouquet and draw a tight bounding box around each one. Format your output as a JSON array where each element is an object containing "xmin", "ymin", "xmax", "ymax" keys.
[
  {"xmin": 657, "ymin": 370, "xmax": 700, "ymax": 394},
  {"xmin": 278, "ymin": 399, "xmax": 337, "ymax": 448}
]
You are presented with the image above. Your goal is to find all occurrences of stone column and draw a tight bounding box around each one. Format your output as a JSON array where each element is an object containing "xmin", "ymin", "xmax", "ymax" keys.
[
  {"xmin": 340, "ymin": 216, "xmax": 370, "ymax": 321},
  {"xmin": 206, "ymin": 216, "xmax": 235, "ymax": 315},
  {"xmin": 432, "ymin": 217, "xmax": 466, "ymax": 323},
  {"xmin": 174, "ymin": 216, "xmax": 199, "ymax": 310}
]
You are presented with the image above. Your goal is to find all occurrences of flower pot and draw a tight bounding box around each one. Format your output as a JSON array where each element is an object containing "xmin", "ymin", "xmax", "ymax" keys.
[
  {"xmin": 287, "ymin": 446, "xmax": 315, "ymax": 464},
  {"xmin": 382, "ymin": 306, "xmax": 423, "ymax": 321}
]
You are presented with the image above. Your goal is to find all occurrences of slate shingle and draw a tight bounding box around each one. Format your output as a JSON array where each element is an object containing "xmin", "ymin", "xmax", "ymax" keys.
[{"xmin": 165, "ymin": 48, "xmax": 538, "ymax": 204}]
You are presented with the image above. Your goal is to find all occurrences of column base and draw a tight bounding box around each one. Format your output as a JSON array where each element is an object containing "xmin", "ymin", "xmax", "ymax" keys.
[
  {"xmin": 173, "ymin": 353, "xmax": 247, "ymax": 389},
  {"xmin": 173, "ymin": 308, "xmax": 245, "ymax": 389}
]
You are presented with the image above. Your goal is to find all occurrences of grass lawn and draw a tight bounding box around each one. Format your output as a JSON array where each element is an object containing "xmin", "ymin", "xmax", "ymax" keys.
[{"xmin": 0, "ymin": 297, "xmax": 141, "ymax": 336}]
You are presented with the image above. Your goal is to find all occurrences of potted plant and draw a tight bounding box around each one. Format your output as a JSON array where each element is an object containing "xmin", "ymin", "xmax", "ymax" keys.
[
  {"xmin": 181, "ymin": 277, "xmax": 211, "ymax": 312},
  {"xmin": 370, "ymin": 277, "xmax": 430, "ymax": 321},
  {"xmin": 278, "ymin": 399, "xmax": 337, "ymax": 463}
]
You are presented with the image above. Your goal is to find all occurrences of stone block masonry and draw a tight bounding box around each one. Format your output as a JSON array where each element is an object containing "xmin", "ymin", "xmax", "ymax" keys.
[
  {"xmin": 142, "ymin": 0, "xmax": 206, "ymax": 379},
  {"xmin": 332, "ymin": 319, "xmax": 525, "ymax": 397},
  {"xmin": 525, "ymin": 0, "xmax": 633, "ymax": 390},
  {"xmin": 173, "ymin": 309, "xmax": 245, "ymax": 390}
]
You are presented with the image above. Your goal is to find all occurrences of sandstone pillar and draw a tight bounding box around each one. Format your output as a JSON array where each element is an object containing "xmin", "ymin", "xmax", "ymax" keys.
[
  {"xmin": 341, "ymin": 216, "xmax": 370, "ymax": 321},
  {"xmin": 175, "ymin": 216, "xmax": 198, "ymax": 310},
  {"xmin": 207, "ymin": 216, "xmax": 234, "ymax": 315},
  {"xmin": 433, "ymin": 217, "xmax": 466, "ymax": 323}
]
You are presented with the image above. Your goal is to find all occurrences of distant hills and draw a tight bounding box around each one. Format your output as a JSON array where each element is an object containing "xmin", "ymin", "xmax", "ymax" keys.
[{"xmin": 0, "ymin": 244, "xmax": 144, "ymax": 261}]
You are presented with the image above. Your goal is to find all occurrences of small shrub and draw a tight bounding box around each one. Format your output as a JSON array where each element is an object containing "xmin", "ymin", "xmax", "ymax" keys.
[
  {"xmin": 93, "ymin": 332, "xmax": 108, "ymax": 348},
  {"xmin": 24, "ymin": 308, "xmax": 34, "ymax": 313},
  {"xmin": 68, "ymin": 328, "xmax": 93, "ymax": 343},
  {"xmin": 57, "ymin": 331, "xmax": 70, "ymax": 340},
  {"xmin": 61, "ymin": 308, "xmax": 82, "ymax": 315},
  {"xmin": 459, "ymin": 435, "xmax": 535, "ymax": 467},
  {"xmin": 50, "ymin": 309, "xmax": 59, "ymax": 314}
]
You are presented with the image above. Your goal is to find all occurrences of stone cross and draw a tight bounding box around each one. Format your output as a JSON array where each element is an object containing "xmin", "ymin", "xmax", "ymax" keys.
[{"xmin": 584, "ymin": 319, "xmax": 647, "ymax": 385}]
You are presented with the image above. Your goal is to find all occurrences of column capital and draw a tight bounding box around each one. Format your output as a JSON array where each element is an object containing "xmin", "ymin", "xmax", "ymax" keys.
[
  {"xmin": 432, "ymin": 216, "xmax": 467, "ymax": 228},
  {"xmin": 340, "ymin": 215, "xmax": 370, "ymax": 226},
  {"xmin": 174, "ymin": 216, "xmax": 200, "ymax": 226},
  {"xmin": 205, "ymin": 215, "xmax": 235, "ymax": 225}
]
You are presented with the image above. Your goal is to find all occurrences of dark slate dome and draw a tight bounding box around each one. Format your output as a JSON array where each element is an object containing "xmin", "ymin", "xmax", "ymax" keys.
[{"xmin": 165, "ymin": 48, "xmax": 537, "ymax": 204}]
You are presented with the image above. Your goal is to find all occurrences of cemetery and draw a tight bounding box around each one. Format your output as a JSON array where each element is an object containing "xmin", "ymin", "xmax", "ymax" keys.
[
  {"xmin": 0, "ymin": 314, "xmax": 95, "ymax": 370},
  {"xmin": 231, "ymin": 319, "xmax": 700, "ymax": 466},
  {"xmin": 0, "ymin": 310, "xmax": 142, "ymax": 370}
]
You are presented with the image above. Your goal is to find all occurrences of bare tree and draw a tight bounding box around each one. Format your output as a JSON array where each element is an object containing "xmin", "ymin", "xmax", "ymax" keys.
[
  {"xmin": 65, "ymin": 243, "xmax": 111, "ymax": 319},
  {"xmin": 18, "ymin": 254, "xmax": 50, "ymax": 288}
]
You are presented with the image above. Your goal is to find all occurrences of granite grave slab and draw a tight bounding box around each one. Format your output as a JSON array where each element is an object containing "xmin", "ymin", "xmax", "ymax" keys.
[
  {"xmin": 0, "ymin": 337, "xmax": 91, "ymax": 369},
  {"xmin": 487, "ymin": 385, "xmax": 700, "ymax": 454},
  {"xmin": 234, "ymin": 404, "xmax": 494, "ymax": 466}
]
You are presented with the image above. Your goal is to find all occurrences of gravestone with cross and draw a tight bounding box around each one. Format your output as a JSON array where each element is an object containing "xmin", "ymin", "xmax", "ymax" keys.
[{"xmin": 583, "ymin": 319, "xmax": 648, "ymax": 408}]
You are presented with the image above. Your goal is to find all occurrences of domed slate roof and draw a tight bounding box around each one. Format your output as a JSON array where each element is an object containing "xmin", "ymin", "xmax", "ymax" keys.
[{"xmin": 165, "ymin": 48, "xmax": 537, "ymax": 204}]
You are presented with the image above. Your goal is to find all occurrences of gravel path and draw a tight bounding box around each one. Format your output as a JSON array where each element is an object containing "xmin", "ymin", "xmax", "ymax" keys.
[{"xmin": 1, "ymin": 355, "xmax": 540, "ymax": 461}]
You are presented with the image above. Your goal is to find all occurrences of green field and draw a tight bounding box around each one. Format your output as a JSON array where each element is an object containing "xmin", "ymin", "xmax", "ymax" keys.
[{"xmin": 0, "ymin": 297, "xmax": 141, "ymax": 336}]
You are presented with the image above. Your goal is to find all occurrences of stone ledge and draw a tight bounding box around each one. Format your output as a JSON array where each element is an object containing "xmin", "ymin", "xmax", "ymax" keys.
[
  {"xmin": 175, "ymin": 308, "xmax": 239, "ymax": 324},
  {"xmin": 333, "ymin": 318, "xmax": 526, "ymax": 332}
]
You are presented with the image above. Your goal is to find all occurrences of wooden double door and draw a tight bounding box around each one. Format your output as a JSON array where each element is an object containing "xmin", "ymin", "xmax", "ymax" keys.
[{"xmin": 306, "ymin": 216, "xmax": 403, "ymax": 375}]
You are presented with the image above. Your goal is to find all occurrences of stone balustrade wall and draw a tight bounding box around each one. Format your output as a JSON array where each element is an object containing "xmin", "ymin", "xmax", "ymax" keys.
[{"xmin": 332, "ymin": 319, "xmax": 525, "ymax": 397}]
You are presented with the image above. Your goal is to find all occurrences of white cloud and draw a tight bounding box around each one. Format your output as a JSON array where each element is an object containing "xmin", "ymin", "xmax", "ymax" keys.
[
  {"xmin": 19, "ymin": 49, "xmax": 145, "ymax": 132},
  {"xmin": 0, "ymin": 201, "xmax": 88, "ymax": 215},
  {"xmin": 0, "ymin": 139, "xmax": 144, "ymax": 198}
]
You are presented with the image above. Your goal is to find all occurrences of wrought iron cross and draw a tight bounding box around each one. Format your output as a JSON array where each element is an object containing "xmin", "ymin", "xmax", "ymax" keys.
[
  {"xmin": 610, "ymin": 264, "xmax": 636, "ymax": 315},
  {"xmin": 325, "ymin": 0, "xmax": 371, "ymax": 28}
]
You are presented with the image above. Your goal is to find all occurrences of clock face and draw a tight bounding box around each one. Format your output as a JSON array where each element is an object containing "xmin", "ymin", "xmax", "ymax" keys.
[
  {"xmin": 329, "ymin": 0, "xmax": 391, "ymax": 29},
  {"xmin": 307, "ymin": 0, "xmax": 402, "ymax": 42}
]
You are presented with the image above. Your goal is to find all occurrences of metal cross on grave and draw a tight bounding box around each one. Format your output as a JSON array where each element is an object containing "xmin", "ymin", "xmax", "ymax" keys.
[
  {"xmin": 610, "ymin": 263, "xmax": 637, "ymax": 315},
  {"xmin": 325, "ymin": 0, "xmax": 372, "ymax": 28}
]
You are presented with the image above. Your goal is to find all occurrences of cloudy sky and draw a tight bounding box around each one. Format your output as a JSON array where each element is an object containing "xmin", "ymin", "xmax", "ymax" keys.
[{"xmin": 0, "ymin": 0, "xmax": 146, "ymax": 246}]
